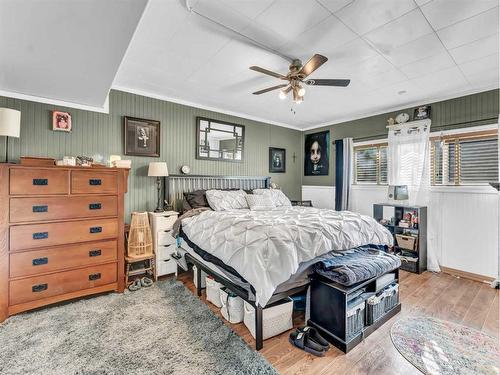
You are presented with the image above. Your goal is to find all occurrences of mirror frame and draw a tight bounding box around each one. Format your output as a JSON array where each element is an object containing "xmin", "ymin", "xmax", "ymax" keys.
[{"xmin": 195, "ymin": 117, "xmax": 245, "ymax": 162}]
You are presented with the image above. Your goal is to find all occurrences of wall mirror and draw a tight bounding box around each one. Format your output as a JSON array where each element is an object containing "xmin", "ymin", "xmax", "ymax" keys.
[{"xmin": 196, "ymin": 117, "xmax": 244, "ymax": 162}]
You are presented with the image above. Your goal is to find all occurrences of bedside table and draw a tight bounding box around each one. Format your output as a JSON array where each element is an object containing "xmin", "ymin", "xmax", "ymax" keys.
[{"xmin": 148, "ymin": 211, "xmax": 179, "ymax": 279}]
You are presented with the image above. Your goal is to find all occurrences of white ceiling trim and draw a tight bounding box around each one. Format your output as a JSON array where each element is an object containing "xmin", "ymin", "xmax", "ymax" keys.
[
  {"xmin": 301, "ymin": 83, "xmax": 500, "ymax": 131},
  {"xmin": 0, "ymin": 89, "xmax": 109, "ymax": 114},
  {"xmin": 111, "ymin": 85, "xmax": 302, "ymax": 131}
]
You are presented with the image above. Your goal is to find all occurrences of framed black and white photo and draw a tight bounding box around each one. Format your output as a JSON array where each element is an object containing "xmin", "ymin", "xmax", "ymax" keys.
[
  {"xmin": 414, "ymin": 105, "xmax": 431, "ymax": 120},
  {"xmin": 269, "ymin": 147, "xmax": 286, "ymax": 173},
  {"xmin": 124, "ymin": 116, "xmax": 160, "ymax": 157},
  {"xmin": 304, "ymin": 130, "xmax": 330, "ymax": 176}
]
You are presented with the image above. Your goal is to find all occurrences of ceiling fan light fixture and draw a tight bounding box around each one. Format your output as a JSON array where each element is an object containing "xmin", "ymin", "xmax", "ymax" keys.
[
  {"xmin": 279, "ymin": 90, "xmax": 287, "ymax": 100},
  {"xmin": 297, "ymin": 86, "xmax": 306, "ymax": 96},
  {"xmin": 294, "ymin": 96, "xmax": 304, "ymax": 104}
]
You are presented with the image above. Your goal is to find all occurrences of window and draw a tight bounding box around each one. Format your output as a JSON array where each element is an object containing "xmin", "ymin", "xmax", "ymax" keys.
[
  {"xmin": 354, "ymin": 145, "xmax": 388, "ymax": 184},
  {"xmin": 431, "ymin": 131, "xmax": 498, "ymax": 185}
]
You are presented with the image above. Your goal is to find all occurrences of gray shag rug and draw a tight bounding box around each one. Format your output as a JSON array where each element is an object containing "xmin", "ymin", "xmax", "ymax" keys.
[{"xmin": 0, "ymin": 279, "xmax": 278, "ymax": 375}]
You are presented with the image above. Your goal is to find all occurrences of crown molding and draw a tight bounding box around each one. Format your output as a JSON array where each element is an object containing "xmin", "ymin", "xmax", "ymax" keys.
[
  {"xmin": 0, "ymin": 89, "xmax": 109, "ymax": 113},
  {"xmin": 111, "ymin": 85, "xmax": 302, "ymax": 131},
  {"xmin": 301, "ymin": 84, "xmax": 500, "ymax": 132}
]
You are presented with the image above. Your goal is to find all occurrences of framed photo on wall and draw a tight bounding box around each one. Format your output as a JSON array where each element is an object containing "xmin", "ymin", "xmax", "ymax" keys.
[
  {"xmin": 304, "ymin": 130, "xmax": 329, "ymax": 176},
  {"xmin": 414, "ymin": 105, "xmax": 431, "ymax": 120},
  {"xmin": 52, "ymin": 111, "xmax": 72, "ymax": 132},
  {"xmin": 124, "ymin": 116, "xmax": 160, "ymax": 157},
  {"xmin": 269, "ymin": 147, "xmax": 286, "ymax": 173}
]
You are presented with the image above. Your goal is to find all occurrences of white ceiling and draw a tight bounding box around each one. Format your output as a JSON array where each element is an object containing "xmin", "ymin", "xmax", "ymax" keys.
[
  {"xmin": 114, "ymin": 0, "xmax": 499, "ymax": 129},
  {"xmin": 0, "ymin": 0, "xmax": 147, "ymax": 109},
  {"xmin": 0, "ymin": 0, "xmax": 498, "ymax": 129}
]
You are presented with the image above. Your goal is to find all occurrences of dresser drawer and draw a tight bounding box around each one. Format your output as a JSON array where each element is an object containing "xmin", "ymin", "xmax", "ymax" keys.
[
  {"xmin": 10, "ymin": 240, "xmax": 118, "ymax": 278},
  {"xmin": 153, "ymin": 215, "xmax": 177, "ymax": 231},
  {"xmin": 9, "ymin": 263, "xmax": 117, "ymax": 306},
  {"xmin": 157, "ymin": 243, "xmax": 176, "ymax": 260},
  {"xmin": 10, "ymin": 196, "xmax": 118, "ymax": 223},
  {"xmin": 157, "ymin": 231, "xmax": 176, "ymax": 246},
  {"xmin": 71, "ymin": 171, "xmax": 118, "ymax": 194},
  {"xmin": 10, "ymin": 218, "xmax": 118, "ymax": 251},
  {"xmin": 10, "ymin": 168, "xmax": 69, "ymax": 195}
]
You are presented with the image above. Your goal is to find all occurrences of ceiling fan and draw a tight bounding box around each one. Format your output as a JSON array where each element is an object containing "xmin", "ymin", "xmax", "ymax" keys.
[{"xmin": 249, "ymin": 54, "xmax": 350, "ymax": 103}]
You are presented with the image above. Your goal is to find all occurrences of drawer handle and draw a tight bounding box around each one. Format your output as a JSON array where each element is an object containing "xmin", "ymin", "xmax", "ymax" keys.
[
  {"xmin": 32, "ymin": 205, "xmax": 48, "ymax": 213},
  {"xmin": 164, "ymin": 229, "xmax": 172, "ymax": 233},
  {"xmin": 32, "ymin": 257, "xmax": 48, "ymax": 266},
  {"xmin": 89, "ymin": 179, "xmax": 102, "ymax": 186},
  {"xmin": 89, "ymin": 226, "xmax": 102, "ymax": 233},
  {"xmin": 32, "ymin": 178, "xmax": 48, "ymax": 186},
  {"xmin": 32, "ymin": 283, "xmax": 48, "ymax": 292},
  {"xmin": 89, "ymin": 203, "xmax": 102, "ymax": 210},
  {"xmin": 89, "ymin": 273, "xmax": 101, "ymax": 281},
  {"xmin": 33, "ymin": 232, "xmax": 48, "ymax": 240},
  {"xmin": 89, "ymin": 249, "xmax": 102, "ymax": 257}
]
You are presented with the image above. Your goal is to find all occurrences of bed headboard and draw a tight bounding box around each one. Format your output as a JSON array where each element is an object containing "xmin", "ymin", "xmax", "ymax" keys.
[{"xmin": 164, "ymin": 174, "xmax": 271, "ymax": 211}]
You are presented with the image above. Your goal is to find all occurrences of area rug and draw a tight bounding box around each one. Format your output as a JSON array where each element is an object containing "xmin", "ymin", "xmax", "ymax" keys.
[
  {"xmin": 391, "ymin": 315, "xmax": 499, "ymax": 375},
  {"xmin": 0, "ymin": 279, "xmax": 277, "ymax": 375}
]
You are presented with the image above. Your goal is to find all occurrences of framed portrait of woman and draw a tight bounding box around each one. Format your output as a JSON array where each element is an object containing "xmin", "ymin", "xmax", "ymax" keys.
[
  {"xmin": 124, "ymin": 116, "xmax": 160, "ymax": 157},
  {"xmin": 52, "ymin": 111, "xmax": 72, "ymax": 132},
  {"xmin": 304, "ymin": 131, "xmax": 329, "ymax": 176}
]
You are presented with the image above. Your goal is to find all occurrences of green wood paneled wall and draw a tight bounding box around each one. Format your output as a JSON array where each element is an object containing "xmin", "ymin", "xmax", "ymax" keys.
[
  {"xmin": 302, "ymin": 89, "xmax": 499, "ymax": 186},
  {"xmin": 0, "ymin": 90, "xmax": 302, "ymax": 219}
]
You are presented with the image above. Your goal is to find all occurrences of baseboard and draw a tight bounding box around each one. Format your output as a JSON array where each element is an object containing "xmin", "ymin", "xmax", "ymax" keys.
[{"xmin": 440, "ymin": 266, "xmax": 494, "ymax": 284}]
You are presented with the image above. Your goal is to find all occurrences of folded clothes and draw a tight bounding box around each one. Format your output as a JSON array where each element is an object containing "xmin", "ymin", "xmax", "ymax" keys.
[{"xmin": 313, "ymin": 246, "xmax": 401, "ymax": 286}]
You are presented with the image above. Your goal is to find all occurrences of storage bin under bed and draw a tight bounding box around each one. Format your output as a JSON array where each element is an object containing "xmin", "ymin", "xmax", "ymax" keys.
[
  {"xmin": 243, "ymin": 298, "xmax": 293, "ymax": 340},
  {"xmin": 366, "ymin": 283, "xmax": 399, "ymax": 325},
  {"xmin": 346, "ymin": 298, "xmax": 365, "ymax": 339}
]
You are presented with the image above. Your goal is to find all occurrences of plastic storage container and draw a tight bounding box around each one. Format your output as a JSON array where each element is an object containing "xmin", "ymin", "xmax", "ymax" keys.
[
  {"xmin": 346, "ymin": 297, "xmax": 365, "ymax": 339},
  {"xmin": 384, "ymin": 283, "xmax": 399, "ymax": 312},
  {"xmin": 206, "ymin": 277, "xmax": 223, "ymax": 308},
  {"xmin": 193, "ymin": 265, "xmax": 207, "ymax": 289},
  {"xmin": 243, "ymin": 298, "xmax": 293, "ymax": 340},
  {"xmin": 220, "ymin": 287, "xmax": 244, "ymax": 323}
]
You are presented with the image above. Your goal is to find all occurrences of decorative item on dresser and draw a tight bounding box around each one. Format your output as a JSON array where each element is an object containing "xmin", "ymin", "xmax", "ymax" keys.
[
  {"xmin": 148, "ymin": 162, "xmax": 169, "ymax": 212},
  {"xmin": 148, "ymin": 211, "xmax": 179, "ymax": 280},
  {"xmin": 0, "ymin": 164, "xmax": 129, "ymax": 323},
  {"xmin": 0, "ymin": 108, "xmax": 21, "ymax": 163}
]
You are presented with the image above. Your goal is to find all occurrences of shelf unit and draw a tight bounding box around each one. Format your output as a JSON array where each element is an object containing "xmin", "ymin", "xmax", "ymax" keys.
[{"xmin": 373, "ymin": 203, "xmax": 427, "ymax": 274}]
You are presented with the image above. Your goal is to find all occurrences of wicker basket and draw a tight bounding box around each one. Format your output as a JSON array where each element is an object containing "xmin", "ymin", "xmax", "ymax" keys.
[{"xmin": 127, "ymin": 212, "xmax": 153, "ymax": 258}]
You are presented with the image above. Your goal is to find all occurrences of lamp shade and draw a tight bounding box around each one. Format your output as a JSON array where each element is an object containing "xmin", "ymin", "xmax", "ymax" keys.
[
  {"xmin": 0, "ymin": 108, "xmax": 21, "ymax": 138},
  {"xmin": 148, "ymin": 162, "xmax": 168, "ymax": 177}
]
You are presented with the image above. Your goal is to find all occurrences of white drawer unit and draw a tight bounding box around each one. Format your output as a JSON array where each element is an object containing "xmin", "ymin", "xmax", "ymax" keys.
[{"xmin": 148, "ymin": 211, "xmax": 179, "ymax": 278}]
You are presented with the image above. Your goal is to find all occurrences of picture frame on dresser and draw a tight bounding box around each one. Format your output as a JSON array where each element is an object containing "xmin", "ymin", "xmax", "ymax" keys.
[{"xmin": 0, "ymin": 164, "xmax": 129, "ymax": 323}]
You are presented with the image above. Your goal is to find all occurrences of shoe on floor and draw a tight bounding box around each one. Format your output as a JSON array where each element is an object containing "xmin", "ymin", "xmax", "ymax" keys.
[{"xmin": 289, "ymin": 329, "xmax": 327, "ymax": 357}]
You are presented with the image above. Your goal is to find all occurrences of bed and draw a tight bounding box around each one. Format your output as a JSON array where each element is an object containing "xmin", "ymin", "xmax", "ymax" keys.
[{"xmin": 165, "ymin": 175, "xmax": 395, "ymax": 350}]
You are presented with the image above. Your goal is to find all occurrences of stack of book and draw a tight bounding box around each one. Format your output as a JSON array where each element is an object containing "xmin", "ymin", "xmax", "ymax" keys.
[{"xmin": 112, "ymin": 160, "xmax": 131, "ymax": 168}]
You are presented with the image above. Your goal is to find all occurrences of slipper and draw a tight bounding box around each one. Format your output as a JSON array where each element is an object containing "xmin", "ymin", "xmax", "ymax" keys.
[
  {"xmin": 289, "ymin": 329, "xmax": 326, "ymax": 357},
  {"xmin": 128, "ymin": 279, "xmax": 142, "ymax": 292},
  {"xmin": 140, "ymin": 277, "xmax": 153, "ymax": 287},
  {"xmin": 298, "ymin": 326, "xmax": 329, "ymax": 351}
]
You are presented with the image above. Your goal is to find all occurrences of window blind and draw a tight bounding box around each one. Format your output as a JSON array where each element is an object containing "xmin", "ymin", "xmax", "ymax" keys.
[{"xmin": 354, "ymin": 145, "xmax": 387, "ymax": 184}]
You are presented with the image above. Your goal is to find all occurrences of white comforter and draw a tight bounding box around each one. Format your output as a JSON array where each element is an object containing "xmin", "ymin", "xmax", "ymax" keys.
[{"xmin": 181, "ymin": 207, "xmax": 393, "ymax": 306}]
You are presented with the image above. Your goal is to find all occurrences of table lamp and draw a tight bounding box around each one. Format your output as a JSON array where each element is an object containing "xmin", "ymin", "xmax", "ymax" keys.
[
  {"xmin": 148, "ymin": 162, "xmax": 168, "ymax": 212},
  {"xmin": 0, "ymin": 108, "xmax": 21, "ymax": 163}
]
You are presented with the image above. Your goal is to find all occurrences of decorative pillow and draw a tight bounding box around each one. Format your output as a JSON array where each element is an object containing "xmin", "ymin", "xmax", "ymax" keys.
[
  {"xmin": 253, "ymin": 188, "xmax": 292, "ymax": 207},
  {"xmin": 205, "ymin": 189, "xmax": 248, "ymax": 211},
  {"xmin": 246, "ymin": 194, "xmax": 276, "ymax": 211},
  {"xmin": 183, "ymin": 190, "xmax": 209, "ymax": 209}
]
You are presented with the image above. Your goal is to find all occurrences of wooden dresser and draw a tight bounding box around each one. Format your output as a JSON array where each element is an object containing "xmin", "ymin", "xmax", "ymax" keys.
[{"xmin": 0, "ymin": 164, "xmax": 129, "ymax": 322}]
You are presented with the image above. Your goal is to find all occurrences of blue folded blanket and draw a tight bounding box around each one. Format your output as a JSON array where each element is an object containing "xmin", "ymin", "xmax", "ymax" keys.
[{"xmin": 313, "ymin": 245, "xmax": 401, "ymax": 286}]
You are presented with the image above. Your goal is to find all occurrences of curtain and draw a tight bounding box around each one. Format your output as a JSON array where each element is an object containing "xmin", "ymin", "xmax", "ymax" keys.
[
  {"xmin": 335, "ymin": 138, "xmax": 353, "ymax": 211},
  {"xmin": 388, "ymin": 122, "xmax": 441, "ymax": 272}
]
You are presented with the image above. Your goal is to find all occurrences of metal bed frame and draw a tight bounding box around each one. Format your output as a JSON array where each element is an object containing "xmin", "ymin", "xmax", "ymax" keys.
[{"xmin": 165, "ymin": 174, "xmax": 306, "ymax": 350}]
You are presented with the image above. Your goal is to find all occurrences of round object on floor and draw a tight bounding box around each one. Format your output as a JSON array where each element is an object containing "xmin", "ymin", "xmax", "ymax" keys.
[{"xmin": 391, "ymin": 315, "xmax": 499, "ymax": 375}]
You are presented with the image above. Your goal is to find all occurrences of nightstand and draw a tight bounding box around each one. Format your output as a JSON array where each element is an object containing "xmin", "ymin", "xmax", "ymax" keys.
[{"xmin": 148, "ymin": 211, "xmax": 179, "ymax": 279}]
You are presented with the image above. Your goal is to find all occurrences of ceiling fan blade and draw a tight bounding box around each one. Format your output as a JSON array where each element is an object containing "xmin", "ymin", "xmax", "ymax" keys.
[
  {"xmin": 249, "ymin": 66, "xmax": 287, "ymax": 79},
  {"xmin": 252, "ymin": 84, "xmax": 288, "ymax": 95},
  {"xmin": 298, "ymin": 54, "xmax": 328, "ymax": 78},
  {"xmin": 305, "ymin": 79, "xmax": 350, "ymax": 87}
]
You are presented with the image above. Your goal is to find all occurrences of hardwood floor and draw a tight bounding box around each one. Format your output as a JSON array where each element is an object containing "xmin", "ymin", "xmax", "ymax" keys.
[{"xmin": 176, "ymin": 270, "xmax": 499, "ymax": 375}]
